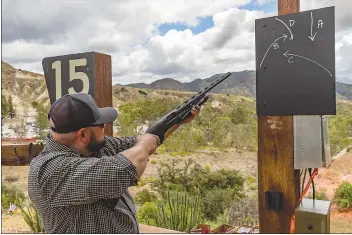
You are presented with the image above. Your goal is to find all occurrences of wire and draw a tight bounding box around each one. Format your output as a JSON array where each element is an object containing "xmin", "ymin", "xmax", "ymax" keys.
[
  {"xmin": 301, "ymin": 169, "xmax": 307, "ymax": 194},
  {"xmin": 290, "ymin": 168, "xmax": 318, "ymax": 234},
  {"xmin": 308, "ymin": 168, "xmax": 315, "ymax": 200}
]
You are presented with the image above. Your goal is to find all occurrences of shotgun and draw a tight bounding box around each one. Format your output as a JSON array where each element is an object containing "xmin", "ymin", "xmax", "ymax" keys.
[{"xmin": 145, "ymin": 72, "xmax": 232, "ymax": 144}]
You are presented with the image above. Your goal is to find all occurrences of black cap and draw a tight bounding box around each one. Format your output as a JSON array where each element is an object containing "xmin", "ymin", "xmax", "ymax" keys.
[{"xmin": 48, "ymin": 93, "xmax": 117, "ymax": 133}]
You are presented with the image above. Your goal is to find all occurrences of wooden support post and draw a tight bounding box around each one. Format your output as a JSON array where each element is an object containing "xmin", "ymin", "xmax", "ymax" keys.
[
  {"xmin": 93, "ymin": 53, "xmax": 113, "ymax": 136},
  {"xmin": 257, "ymin": 0, "xmax": 300, "ymax": 233}
]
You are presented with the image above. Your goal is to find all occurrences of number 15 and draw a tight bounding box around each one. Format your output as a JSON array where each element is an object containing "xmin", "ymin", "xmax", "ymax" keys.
[{"xmin": 51, "ymin": 58, "xmax": 90, "ymax": 100}]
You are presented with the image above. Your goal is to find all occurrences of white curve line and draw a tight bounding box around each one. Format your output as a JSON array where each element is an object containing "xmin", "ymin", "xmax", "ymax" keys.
[
  {"xmin": 275, "ymin": 18, "xmax": 293, "ymax": 40},
  {"xmin": 259, "ymin": 34, "xmax": 287, "ymax": 67},
  {"xmin": 286, "ymin": 53, "xmax": 333, "ymax": 76}
]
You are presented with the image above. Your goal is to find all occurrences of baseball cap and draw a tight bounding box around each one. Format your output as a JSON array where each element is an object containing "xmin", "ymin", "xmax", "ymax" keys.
[{"xmin": 48, "ymin": 93, "xmax": 117, "ymax": 133}]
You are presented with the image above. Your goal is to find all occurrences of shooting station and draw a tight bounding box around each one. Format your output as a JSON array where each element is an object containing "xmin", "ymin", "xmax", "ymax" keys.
[
  {"xmin": 1, "ymin": 0, "xmax": 340, "ymax": 234},
  {"xmin": 256, "ymin": 0, "xmax": 334, "ymax": 233}
]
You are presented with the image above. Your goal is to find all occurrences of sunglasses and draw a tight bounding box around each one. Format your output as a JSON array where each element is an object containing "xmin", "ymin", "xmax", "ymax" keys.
[{"xmin": 92, "ymin": 124, "xmax": 105, "ymax": 128}]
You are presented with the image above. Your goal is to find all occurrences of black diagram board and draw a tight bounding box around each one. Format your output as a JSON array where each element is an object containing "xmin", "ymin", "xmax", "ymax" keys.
[{"xmin": 255, "ymin": 6, "xmax": 335, "ymax": 116}]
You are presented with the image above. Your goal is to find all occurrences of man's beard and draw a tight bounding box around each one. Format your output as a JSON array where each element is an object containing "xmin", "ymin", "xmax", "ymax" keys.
[{"xmin": 87, "ymin": 133, "xmax": 106, "ymax": 153}]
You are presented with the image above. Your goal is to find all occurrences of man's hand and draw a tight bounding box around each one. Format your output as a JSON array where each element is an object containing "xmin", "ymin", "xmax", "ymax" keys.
[
  {"xmin": 136, "ymin": 133, "xmax": 160, "ymax": 155},
  {"xmin": 179, "ymin": 105, "xmax": 201, "ymax": 124}
]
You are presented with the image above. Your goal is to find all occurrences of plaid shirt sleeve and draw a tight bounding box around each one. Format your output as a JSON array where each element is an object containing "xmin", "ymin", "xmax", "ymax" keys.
[
  {"xmin": 107, "ymin": 136, "xmax": 137, "ymax": 152},
  {"xmin": 38, "ymin": 153, "xmax": 138, "ymax": 207}
]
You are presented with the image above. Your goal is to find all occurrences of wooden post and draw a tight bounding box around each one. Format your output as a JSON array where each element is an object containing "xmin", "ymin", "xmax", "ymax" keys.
[
  {"xmin": 257, "ymin": 0, "xmax": 300, "ymax": 233},
  {"xmin": 42, "ymin": 51, "xmax": 114, "ymax": 137},
  {"xmin": 93, "ymin": 53, "xmax": 113, "ymax": 136}
]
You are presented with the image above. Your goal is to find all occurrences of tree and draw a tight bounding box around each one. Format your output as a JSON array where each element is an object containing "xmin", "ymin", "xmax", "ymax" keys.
[
  {"xmin": 1, "ymin": 95, "xmax": 9, "ymax": 116},
  {"xmin": 8, "ymin": 96, "xmax": 16, "ymax": 118},
  {"xmin": 11, "ymin": 117, "xmax": 28, "ymax": 140},
  {"xmin": 31, "ymin": 101, "xmax": 50, "ymax": 140}
]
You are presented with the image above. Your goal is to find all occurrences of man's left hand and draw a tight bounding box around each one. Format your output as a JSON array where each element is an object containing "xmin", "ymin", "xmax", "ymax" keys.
[{"xmin": 180, "ymin": 105, "xmax": 201, "ymax": 124}]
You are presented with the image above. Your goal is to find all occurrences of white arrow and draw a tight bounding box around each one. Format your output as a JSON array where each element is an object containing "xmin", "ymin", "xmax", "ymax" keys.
[
  {"xmin": 275, "ymin": 18, "xmax": 294, "ymax": 40},
  {"xmin": 260, "ymin": 34, "xmax": 288, "ymax": 67},
  {"xmin": 283, "ymin": 50, "xmax": 332, "ymax": 76},
  {"xmin": 308, "ymin": 12, "xmax": 317, "ymax": 41}
]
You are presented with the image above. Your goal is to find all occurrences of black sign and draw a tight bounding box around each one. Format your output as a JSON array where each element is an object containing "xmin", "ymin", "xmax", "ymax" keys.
[
  {"xmin": 42, "ymin": 52, "xmax": 96, "ymax": 105},
  {"xmin": 255, "ymin": 6, "xmax": 335, "ymax": 116}
]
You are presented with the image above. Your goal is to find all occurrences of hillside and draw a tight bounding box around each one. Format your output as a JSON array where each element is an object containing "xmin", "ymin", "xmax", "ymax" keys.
[
  {"xmin": 1, "ymin": 61, "xmax": 352, "ymax": 114},
  {"xmin": 121, "ymin": 70, "xmax": 352, "ymax": 100},
  {"xmin": 120, "ymin": 71, "xmax": 256, "ymax": 97}
]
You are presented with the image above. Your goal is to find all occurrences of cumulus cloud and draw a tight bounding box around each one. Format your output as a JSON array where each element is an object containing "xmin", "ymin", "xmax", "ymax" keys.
[{"xmin": 2, "ymin": 0, "xmax": 352, "ymax": 85}]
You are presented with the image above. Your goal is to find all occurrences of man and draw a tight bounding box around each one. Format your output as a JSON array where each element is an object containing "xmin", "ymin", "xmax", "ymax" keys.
[{"xmin": 28, "ymin": 93, "xmax": 200, "ymax": 234}]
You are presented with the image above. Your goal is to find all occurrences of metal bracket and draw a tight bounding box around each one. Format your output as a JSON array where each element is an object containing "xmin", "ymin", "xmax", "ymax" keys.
[{"xmin": 265, "ymin": 191, "xmax": 283, "ymax": 212}]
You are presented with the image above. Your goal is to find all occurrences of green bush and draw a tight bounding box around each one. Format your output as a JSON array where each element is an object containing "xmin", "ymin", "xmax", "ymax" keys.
[
  {"xmin": 328, "ymin": 102, "xmax": 352, "ymax": 155},
  {"xmin": 229, "ymin": 197, "xmax": 259, "ymax": 227},
  {"xmin": 151, "ymin": 159, "xmax": 245, "ymax": 198},
  {"xmin": 117, "ymin": 98, "xmax": 258, "ymax": 153},
  {"xmin": 307, "ymin": 190, "xmax": 328, "ymax": 201},
  {"xmin": 1, "ymin": 184, "xmax": 26, "ymax": 212},
  {"xmin": 137, "ymin": 202, "xmax": 159, "ymax": 226},
  {"xmin": 202, "ymin": 189, "xmax": 241, "ymax": 221},
  {"xmin": 134, "ymin": 189, "xmax": 159, "ymax": 206},
  {"xmin": 334, "ymin": 181, "xmax": 352, "ymax": 209}
]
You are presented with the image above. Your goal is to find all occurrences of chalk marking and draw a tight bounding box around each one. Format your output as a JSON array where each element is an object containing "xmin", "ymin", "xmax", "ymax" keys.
[
  {"xmin": 275, "ymin": 18, "xmax": 294, "ymax": 40},
  {"xmin": 283, "ymin": 50, "xmax": 332, "ymax": 76},
  {"xmin": 308, "ymin": 12, "xmax": 317, "ymax": 41},
  {"xmin": 260, "ymin": 34, "xmax": 288, "ymax": 67}
]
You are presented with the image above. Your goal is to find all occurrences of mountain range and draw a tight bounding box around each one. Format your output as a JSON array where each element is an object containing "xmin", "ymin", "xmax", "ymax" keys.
[
  {"xmin": 118, "ymin": 70, "xmax": 352, "ymax": 100},
  {"xmin": 1, "ymin": 60, "xmax": 351, "ymax": 116}
]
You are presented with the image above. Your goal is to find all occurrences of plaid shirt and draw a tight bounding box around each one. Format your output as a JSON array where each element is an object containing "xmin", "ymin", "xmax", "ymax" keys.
[{"xmin": 28, "ymin": 134, "xmax": 140, "ymax": 234}]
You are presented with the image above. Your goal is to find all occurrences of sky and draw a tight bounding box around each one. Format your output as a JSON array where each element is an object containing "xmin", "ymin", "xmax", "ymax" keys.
[{"xmin": 2, "ymin": 0, "xmax": 352, "ymax": 85}]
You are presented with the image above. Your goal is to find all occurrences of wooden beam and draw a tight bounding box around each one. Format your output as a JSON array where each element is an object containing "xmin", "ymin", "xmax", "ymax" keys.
[
  {"xmin": 257, "ymin": 0, "xmax": 300, "ymax": 233},
  {"xmin": 93, "ymin": 52, "xmax": 113, "ymax": 136},
  {"xmin": 1, "ymin": 143, "xmax": 44, "ymax": 166}
]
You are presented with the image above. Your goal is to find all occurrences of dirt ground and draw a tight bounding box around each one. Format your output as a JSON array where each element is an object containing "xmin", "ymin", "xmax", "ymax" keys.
[{"xmin": 1, "ymin": 149, "xmax": 351, "ymax": 233}]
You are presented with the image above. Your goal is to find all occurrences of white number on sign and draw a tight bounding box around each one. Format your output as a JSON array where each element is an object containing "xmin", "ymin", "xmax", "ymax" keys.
[
  {"xmin": 51, "ymin": 58, "xmax": 89, "ymax": 100},
  {"xmin": 52, "ymin": 60, "xmax": 62, "ymax": 100}
]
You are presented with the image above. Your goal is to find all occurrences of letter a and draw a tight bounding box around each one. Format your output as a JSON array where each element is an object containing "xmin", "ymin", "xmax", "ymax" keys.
[{"xmin": 318, "ymin": 20, "xmax": 324, "ymax": 28}]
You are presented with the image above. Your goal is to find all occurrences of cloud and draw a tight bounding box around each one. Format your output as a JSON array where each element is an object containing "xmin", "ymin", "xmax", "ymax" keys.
[
  {"xmin": 2, "ymin": 0, "xmax": 352, "ymax": 86},
  {"xmin": 301, "ymin": 0, "xmax": 352, "ymax": 78}
]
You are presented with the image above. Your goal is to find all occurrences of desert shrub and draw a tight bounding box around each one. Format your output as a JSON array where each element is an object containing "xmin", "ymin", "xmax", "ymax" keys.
[
  {"xmin": 117, "ymin": 97, "xmax": 258, "ymax": 153},
  {"xmin": 229, "ymin": 197, "xmax": 259, "ymax": 227},
  {"xmin": 307, "ymin": 189, "xmax": 328, "ymax": 200},
  {"xmin": 1, "ymin": 184, "xmax": 26, "ymax": 212},
  {"xmin": 31, "ymin": 101, "xmax": 50, "ymax": 140},
  {"xmin": 134, "ymin": 189, "xmax": 159, "ymax": 206},
  {"xmin": 334, "ymin": 181, "xmax": 352, "ymax": 209},
  {"xmin": 3, "ymin": 175, "xmax": 19, "ymax": 183},
  {"xmin": 151, "ymin": 159, "xmax": 245, "ymax": 198},
  {"xmin": 138, "ymin": 89, "xmax": 148, "ymax": 95},
  {"xmin": 204, "ymin": 209, "xmax": 231, "ymax": 230},
  {"xmin": 162, "ymin": 126, "xmax": 207, "ymax": 153},
  {"xmin": 137, "ymin": 202, "xmax": 159, "ymax": 226},
  {"xmin": 203, "ymin": 189, "xmax": 241, "ymax": 221},
  {"xmin": 328, "ymin": 102, "xmax": 352, "ymax": 155}
]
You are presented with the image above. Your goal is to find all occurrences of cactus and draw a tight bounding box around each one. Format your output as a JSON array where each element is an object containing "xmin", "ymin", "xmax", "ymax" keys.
[
  {"xmin": 17, "ymin": 200, "xmax": 45, "ymax": 233},
  {"xmin": 153, "ymin": 190, "xmax": 202, "ymax": 232}
]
